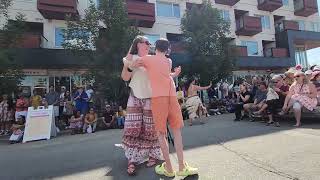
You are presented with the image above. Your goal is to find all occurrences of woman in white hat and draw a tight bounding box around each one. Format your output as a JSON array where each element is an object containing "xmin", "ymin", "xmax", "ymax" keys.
[{"xmin": 281, "ymin": 71, "xmax": 318, "ymax": 126}]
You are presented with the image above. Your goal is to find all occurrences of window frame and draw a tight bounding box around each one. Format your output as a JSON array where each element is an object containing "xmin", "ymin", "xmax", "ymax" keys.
[
  {"xmin": 156, "ymin": 1, "xmax": 181, "ymax": 18},
  {"xmin": 241, "ymin": 41, "xmax": 259, "ymax": 56},
  {"xmin": 219, "ymin": 10, "xmax": 230, "ymax": 21},
  {"xmin": 255, "ymin": 15, "xmax": 270, "ymax": 30},
  {"xmin": 54, "ymin": 27, "xmax": 65, "ymax": 48}
]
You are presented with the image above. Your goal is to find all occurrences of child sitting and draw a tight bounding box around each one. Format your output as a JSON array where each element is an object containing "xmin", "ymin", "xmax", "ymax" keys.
[
  {"xmin": 9, "ymin": 116, "xmax": 25, "ymax": 144},
  {"xmin": 116, "ymin": 106, "xmax": 126, "ymax": 129},
  {"xmin": 68, "ymin": 111, "xmax": 83, "ymax": 135}
]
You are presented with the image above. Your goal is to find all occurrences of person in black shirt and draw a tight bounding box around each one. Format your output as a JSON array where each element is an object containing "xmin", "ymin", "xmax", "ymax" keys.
[
  {"xmin": 101, "ymin": 104, "xmax": 116, "ymax": 129},
  {"xmin": 234, "ymin": 84, "xmax": 252, "ymax": 121}
]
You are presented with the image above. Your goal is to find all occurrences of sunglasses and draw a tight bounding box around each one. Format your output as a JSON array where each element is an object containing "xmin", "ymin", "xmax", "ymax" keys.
[
  {"xmin": 295, "ymin": 75, "xmax": 302, "ymax": 78},
  {"xmin": 140, "ymin": 41, "xmax": 151, "ymax": 46}
]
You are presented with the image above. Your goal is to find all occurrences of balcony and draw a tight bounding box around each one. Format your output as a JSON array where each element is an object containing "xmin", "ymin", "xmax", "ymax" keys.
[
  {"xmin": 264, "ymin": 48, "xmax": 288, "ymax": 57},
  {"xmin": 37, "ymin": 0, "xmax": 78, "ymax": 20},
  {"xmin": 294, "ymin": 0, "xmax": 318, "ymax": 17},
  {"xmin": 236, "ymin": 16, "xmax": 262, "ymax": 36},
  {"xmin": 229, "ymin": 46, "xmax": 248, "ymax": 56},
  {"xmin": 275, "ymin": 20, "xmax": 299, "ymax": 32},
  {"xmin": 258, "ymin": 0, "xmax": 283, "ymax": 12},
  {"xmin": 126, "ymin": 0, "xmax": 155, "ymax": 28},
  {"xmin": 215, "ymin": 0, "xmax": 240, "ymax": 6}
]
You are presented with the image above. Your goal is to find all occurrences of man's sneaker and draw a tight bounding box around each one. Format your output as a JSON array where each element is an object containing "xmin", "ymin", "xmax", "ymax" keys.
[
  {"xmin": 155, "ymin": 162, "xmax": 175, "ymax": 177},
  {"xmin": 0, "ymin": 130, "xmax": 4, "ymax": 136},
  {"xmin": 176, "ymin": 162, "xmax": 198, "ymax": 177}
]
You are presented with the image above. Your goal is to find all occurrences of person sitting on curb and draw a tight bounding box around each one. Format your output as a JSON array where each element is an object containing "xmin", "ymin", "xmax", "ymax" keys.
[
  {"xmin": 101, "ymin": 104, "xmax": 116, "ymax": 129},
  {"xmin": 83, "ymin": 108, "xmax": 98, "ymax": 133},
  {"xmin": 115, "ymin": 106, "xmax": 126, "ymax": 129},
  {"xmin": 9, "ymin": 116, "xmax": 25, "ymax": 144},
  {"xmin": 68, "ymin": 111, "xmax": 83, "ymax": 135}
]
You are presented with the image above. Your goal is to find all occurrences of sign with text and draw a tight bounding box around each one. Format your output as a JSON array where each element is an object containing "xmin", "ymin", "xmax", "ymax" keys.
[{"xmin": 23, "ymin": 106, "xmax": 56, "ymax": 143}]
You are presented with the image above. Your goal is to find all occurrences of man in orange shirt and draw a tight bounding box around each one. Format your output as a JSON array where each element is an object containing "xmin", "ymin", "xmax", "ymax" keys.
[{"xmin": 132, "ymin": 39, "xmax": 198, "ymax": 177}]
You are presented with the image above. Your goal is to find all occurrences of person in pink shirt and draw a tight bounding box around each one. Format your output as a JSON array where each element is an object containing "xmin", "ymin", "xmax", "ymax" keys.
[{"xmin": 132, "ymin": 39, "xmax": 198, "ymax": 178}]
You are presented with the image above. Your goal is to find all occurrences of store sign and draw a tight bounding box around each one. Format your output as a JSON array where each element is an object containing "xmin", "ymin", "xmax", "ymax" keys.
[
  {"xmin": 23, "ymin": 69, "xmax": 48, "ymax": 76},
  {"xmin": 33, "ymin": 77, "xmax": 48, "ymax": 87}
]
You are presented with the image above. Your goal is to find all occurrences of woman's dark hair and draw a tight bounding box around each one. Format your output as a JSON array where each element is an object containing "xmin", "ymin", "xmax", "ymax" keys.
[{"xmin": 130, "ymin": 35, "xmax": 146, "ymax": 55}]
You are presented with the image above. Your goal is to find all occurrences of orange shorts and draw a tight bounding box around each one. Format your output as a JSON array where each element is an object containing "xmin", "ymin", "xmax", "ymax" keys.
[{"xmin": 151, "ymin": 96, "xmax": 184, "ymax": 133}]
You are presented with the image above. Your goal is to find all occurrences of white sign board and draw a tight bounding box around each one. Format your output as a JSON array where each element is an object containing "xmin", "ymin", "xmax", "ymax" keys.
[{"xmin": 23, "ymin": 105, "xmax": 56, "ymax": 143}]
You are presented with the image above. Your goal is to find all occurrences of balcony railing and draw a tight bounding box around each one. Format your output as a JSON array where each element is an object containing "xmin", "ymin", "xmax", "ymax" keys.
[
  {"xmin": 275, "ymin": 20, "xmax": 299, "ymax": 32},
  {"xmin": 264, "ymin": 48, "xmax": 288, "ymax": 57},
  {"xmin": 236, "ymin": 16, "xmax": 262, "ymax": 36},
  {"xmin": 37, "ymin": 0, "xmax": 79, "ymax": 20},
  {"xmin": 294, "ymin": 0, "xmax": 318, "ymax": 17},
  {"xmin": 126, "ymin": 0, "xmax": 155, "ymax": 28},
  {"xmin": 229, "ymin": 46, "xmax": 248, "ymax": 56},
  {"xmin": 215, "ymin": 0, "xmax": 240, "ymax": 6},
  {"xmin": 258, "ymin": 0, "xmax": 283, "ymax": 12}
]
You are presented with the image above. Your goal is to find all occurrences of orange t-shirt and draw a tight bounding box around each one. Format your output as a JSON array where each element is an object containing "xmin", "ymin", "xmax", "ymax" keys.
[{"xmin": 141, "ymin": 55, "xmax": 176, "ymax": 97}]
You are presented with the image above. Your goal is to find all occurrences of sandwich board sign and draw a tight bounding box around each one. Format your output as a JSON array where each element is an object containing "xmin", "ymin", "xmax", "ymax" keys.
[{"xmin": 23, "ymin": 105, "xmax": 56, "ymax": 143}]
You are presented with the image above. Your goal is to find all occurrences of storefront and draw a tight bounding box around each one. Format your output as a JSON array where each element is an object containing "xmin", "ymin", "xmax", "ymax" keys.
[{"xmin": 21, "ymin": 69, "xmax": 89, "ymax": 97}]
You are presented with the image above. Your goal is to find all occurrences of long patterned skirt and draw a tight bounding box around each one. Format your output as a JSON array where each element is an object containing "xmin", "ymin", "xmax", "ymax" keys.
[{"xmin": 122, "ymin": 94, "xmax": 163, "ymax": 164}]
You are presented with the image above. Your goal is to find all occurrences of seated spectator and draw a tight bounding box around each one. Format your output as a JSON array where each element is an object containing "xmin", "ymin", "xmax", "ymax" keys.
[
  {"xmin": 15, "ymin": 94, "xmax": 29, "ymax": 121},
  {"xmin": 284, "ymin": 67, "xmax": 296, "ymax": 86},
  {"xmin": 116, "ymin": 106, "xmax": 126, "ymax": 129},
  {"xmin": 280, "ymin": 71, "xmax": 318, "ymax": 127},
  {"xmin": 234, "ymin": 84, "xmax": 253, "ymax": 121},
  {"xmin": 83, "ymin": 108, "xmax": 98, "ymax": 133},
  {"xmin": 9, "ymin": 116, "xmax": 25, "ymax": 144},
  {"xmin": 243, "ymin": 82, "xmax": 267, "ymax": 121},
  {"xmin": 311, "ymin": 70, "xmax": 320, "ymax": 105},
  {"xmin": 101, "ymin": 104, "xmax": 116, "ymax": 129},
  {"xmin": 262, "ymin": 75, "xmax": 290, "ymax": 127},
  {"xmin": 68, "ymin": 111, "xmax": 83, "ymax": 135}
]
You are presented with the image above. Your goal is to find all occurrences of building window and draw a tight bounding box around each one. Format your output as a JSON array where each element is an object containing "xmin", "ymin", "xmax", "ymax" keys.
[
  {"xmin": 282, "ymin": 0, "xmax": 289, "ymax": 6},
  {"xmin": 55, "ymin": 27, "xmax": 65, "ymax": 47},
  {"xmin": 297, "ymin": 20, "xmax": 305, "ymax": 30},
  {"xmin": 256, "ymin": 15, "xmax": 270, "ymax": 29},
  {"xmin": 219, "ymin": 10, "xmax": 230, "ymax": 21},
  {"xmin": 96, "ymin": 0, "xmax": 100, "ymax": 7},
  {"xmin": 241, "ymin": 41, "xmax": 259, "ymax": 56},
  {"xmin": 310, "ymin": 22, "xmax": 320, "ymax": 32},
  {"xmin": 156, "ymin": 2, "xmax": 180, "ymax": 18},
  {"xmin": 144, "ymin": 34, "xmax": 160, "ymax": 46}
]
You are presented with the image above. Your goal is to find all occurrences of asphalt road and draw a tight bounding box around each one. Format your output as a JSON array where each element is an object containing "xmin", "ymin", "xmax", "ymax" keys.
[{"xmin": 0, "ymin": 113, "xmax": 319, "ymax": 180}]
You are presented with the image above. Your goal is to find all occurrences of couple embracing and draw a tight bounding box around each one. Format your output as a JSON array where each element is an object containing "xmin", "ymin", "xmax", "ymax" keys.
[{"xmin": 121, "ymin": 36, "xmax": 198, "ymax": 177}]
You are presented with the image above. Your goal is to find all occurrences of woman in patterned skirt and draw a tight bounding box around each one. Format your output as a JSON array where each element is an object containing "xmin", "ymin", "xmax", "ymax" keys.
[{"xmin": 121, "ymin": 36, "xmax": 162, "ymax": 175}]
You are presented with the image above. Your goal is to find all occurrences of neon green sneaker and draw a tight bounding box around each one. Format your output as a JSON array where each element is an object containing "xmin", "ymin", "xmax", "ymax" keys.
[
  {"xmin": 155, "ymin": 162, "xmax": 175, "ymax": 177},
  {"xmin": 176, "ymin": 162, "xmax": 198, "ymax": 177}
]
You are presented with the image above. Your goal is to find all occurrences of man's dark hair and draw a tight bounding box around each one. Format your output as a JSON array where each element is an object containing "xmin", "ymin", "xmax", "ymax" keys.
[{"xmin": 155, "ymin": 38, "xmax": 170, "ymax": 53}]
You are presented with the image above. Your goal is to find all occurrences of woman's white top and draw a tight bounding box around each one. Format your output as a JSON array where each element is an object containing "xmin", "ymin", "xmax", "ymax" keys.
[
  {"xmin": 266, "ymin": 87, "xmax": 279, "ymax": 101},
  {"xmin": 123, "ymin": 55, "xmax": 152, "ymax": 99}
]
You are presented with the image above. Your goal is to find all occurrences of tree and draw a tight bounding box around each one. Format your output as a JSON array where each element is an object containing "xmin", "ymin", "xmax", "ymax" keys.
[
  {"xmin": 63, "ymin": 0, "xmax": 140, "ymax": 105},
  {"xmin": 0, "ymin": 0, "xmax": 25, "ymax": 95},
  {"xmin": 181, "ymin": 0, "xmax": 232, "ymax": 84}
]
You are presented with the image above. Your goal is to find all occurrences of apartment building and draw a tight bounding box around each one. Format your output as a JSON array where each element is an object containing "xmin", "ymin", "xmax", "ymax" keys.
[{"xmin": 1, "ymin": 0, "xmax": 319, "ymax": 93}]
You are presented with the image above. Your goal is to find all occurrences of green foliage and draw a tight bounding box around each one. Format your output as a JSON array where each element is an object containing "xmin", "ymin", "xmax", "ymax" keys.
[
  {"xmin": 181, "ymin": 0, "xmax": 233, "ymax": 84},
  {"xmin": 0, "ymin": 1, "xmax": 25, "ymax": 95},
  {"xmin": 63, "ymin": 0, "xmax": 140, "ymax": 103}
]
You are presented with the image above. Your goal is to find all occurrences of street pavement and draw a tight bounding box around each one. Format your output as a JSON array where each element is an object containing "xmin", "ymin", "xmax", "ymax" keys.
[{"xmin": 0, "ymin": 113, "xmax": 320, "ymax": 180}]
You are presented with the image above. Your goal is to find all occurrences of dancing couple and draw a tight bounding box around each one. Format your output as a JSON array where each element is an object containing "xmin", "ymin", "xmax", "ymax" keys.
[{"xmin": 121, "ymin": 36, "xmax": 198, "ymax": 177}]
